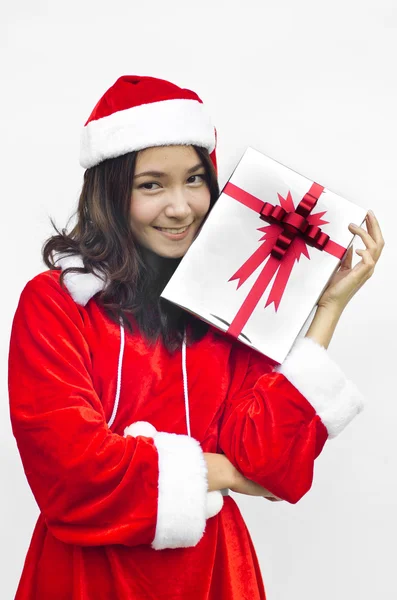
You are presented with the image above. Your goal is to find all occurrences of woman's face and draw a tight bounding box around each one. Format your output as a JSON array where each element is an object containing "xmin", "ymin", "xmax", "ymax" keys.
[{"xmin": 130, "ymin": 145, "xmax": 211, "ymax": 259}]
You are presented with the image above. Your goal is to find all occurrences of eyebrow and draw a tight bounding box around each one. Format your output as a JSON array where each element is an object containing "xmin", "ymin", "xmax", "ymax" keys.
[{"xmin": 134, "ymin": 162, "xmax": 204, "ymax": 179}]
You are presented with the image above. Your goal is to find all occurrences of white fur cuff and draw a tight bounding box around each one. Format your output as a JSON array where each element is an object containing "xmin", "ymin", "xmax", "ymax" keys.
[
  {"xmin": 275, "ymin": 336, "xmax": 365, "ymax": 438},
  {"xmin": 151, "ymin": 432, "xmax": 208, "ymax": 550}
]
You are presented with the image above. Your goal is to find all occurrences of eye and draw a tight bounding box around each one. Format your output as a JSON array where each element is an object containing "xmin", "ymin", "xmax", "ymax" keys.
[
  {"xmin": 138, "ymin": 174, "xmax": 206, "ymax": 190},
  {"xmin": 139, "ymin": 182, "xmax": 160, "ymax": 190},
  {"xmin": 187, "ymin": 174, "xmax": 206, "ymax": 184}
]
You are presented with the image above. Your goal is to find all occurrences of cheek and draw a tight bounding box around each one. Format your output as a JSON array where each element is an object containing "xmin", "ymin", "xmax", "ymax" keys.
[
  {"xmin": 129, "ymin": 198, "xmax": 157, "ymax": 227},
  {"xmin": 195, "ymin": 188, "xmax": 211, "ymax": 217},
  {"xmin": 130, "ymin": 187, "xmax": 211, "ymax": 226}
]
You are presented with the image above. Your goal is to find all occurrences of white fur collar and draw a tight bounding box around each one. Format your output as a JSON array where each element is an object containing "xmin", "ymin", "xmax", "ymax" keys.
[{"xmin": 54, "ymin": 253, "xmax": 108, "ymax": 306}]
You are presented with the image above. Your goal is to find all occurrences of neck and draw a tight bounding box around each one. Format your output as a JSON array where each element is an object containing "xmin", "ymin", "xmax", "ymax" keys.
[{"xmin": 139, "ymin": 245, "xmax": 182, "ymax": 292}]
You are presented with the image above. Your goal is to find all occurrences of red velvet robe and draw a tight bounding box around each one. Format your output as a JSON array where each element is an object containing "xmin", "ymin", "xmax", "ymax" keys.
[{"xmin": 8, "ymin": 268, "xmax": 364, "ymax": 599}]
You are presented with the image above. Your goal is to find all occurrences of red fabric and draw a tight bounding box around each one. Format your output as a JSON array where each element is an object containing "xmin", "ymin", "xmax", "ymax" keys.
[
  {"xmin": 8, "ymin": 270, "xmax": 328, "ymax": 599},
  {"xmin": 83, "ymin": 75, "xmax": 218, "ymax": 175},
  {"xmin": 85, "ymin": 75, "xmax": 202, "ymax": 124}
]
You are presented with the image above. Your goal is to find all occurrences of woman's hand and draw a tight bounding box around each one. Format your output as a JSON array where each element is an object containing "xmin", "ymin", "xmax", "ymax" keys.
[
  {"xmin": 230, "ymin": 467, "xmax": 282, "ymax": 501},
  {"xmin": 317, "ymin": 211, "xmax": 385, "ymax": 313},
  {"xmin": 203, "ymin": 452, "xmax": 235, "ymax": 492},
  {"xmin": 204, "ymin": 452, "xmax": 282, "ymax": 501}
]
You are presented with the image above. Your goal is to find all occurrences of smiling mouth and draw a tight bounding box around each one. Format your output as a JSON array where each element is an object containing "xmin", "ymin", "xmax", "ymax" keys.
[{"xmin": 153, "ymin": 224, "xmax": 192, "ymax": 233}]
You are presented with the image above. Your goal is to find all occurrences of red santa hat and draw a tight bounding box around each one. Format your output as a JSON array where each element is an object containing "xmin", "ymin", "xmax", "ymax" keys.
[{"xmin": 79, "ymin": 74, "xmax": 218, "ymax": 174}]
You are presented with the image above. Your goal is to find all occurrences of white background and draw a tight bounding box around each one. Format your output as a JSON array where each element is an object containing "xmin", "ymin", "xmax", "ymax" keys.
[{"xmin": 2, "ymin": 1, "xmax": 396, "ymax": 598}]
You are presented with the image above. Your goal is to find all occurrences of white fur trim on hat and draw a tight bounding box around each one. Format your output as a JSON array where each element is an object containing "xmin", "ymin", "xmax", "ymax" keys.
[
  {"xmin": 80, "ymin": 98, "xmax": 216, "ymax": 169},
  {"xmin": 274, "ymin": 336, "xmax": 365, "ymax": 438},
  {"xmin": 54, "ymin": 253, "xmax": 107, "ymax": 306}
]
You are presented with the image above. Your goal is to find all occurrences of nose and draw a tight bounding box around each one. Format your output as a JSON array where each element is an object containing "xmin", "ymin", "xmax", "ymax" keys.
[{"xmin": 164, "ymin": 188, "xmax": 193, "ymax": 220}]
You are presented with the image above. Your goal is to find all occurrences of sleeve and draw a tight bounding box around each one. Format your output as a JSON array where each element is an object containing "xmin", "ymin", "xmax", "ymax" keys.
[
  {"xmin": 218, "ymin": 336, "xmax": 365, "ymax": 504},
  {"xmin": 8, "ymin": 274, "xmax": 208, "ymax": 550}
]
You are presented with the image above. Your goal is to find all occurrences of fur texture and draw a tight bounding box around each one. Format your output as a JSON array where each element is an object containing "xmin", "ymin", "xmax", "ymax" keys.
[
  {"xmin": 80, "ymin": 98, "xmax": 216, "ymax": 169},
  {"xmin": 151, "ymin": 431, "xmax": 209, "ymax": 550},
  {"xmin": 275, "ymin": 336, "xmax": 365, "ymax": 438},
  {"xmin": 125, "ymin": 420, "xmax": 224, "ymax": 535},
  {"xmin": 53, "ymin": 253, "xmax": 107, "ymax": 306}
]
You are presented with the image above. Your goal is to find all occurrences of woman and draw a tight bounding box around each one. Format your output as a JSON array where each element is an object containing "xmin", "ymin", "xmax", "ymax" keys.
[{"xmin": 8, "ymin": 74, "xmax": 384, "ymax": 599}]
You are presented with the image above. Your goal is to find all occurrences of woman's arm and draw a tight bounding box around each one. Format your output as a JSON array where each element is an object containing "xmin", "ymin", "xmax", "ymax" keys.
[
  {"xmin": 203, "ymin": 307, "xmax": 344, "ymax": 503},
  {"xmin": 218, "ymin": 334, "xmax": 365, "ymax": 504},
  {"xmin": 305, "ymin": 305, "xmax": 342, "ymax": 349},
  {"xmin": 204, "ymin": 452, "xmax": 280, "ymax": 499},
  {"xmin": 302, "ymin": 211, "xmax": 384, "ymax": 350},
  {"xmin": 9, "ymin": 274, "xmax": 210, "ymax": 550},
  {"xmin": 217, "ymin": 213, "xmax": 384, "ymax": 503},
  {"xmin": 306, "ymin": 210, "xmax": 384, "ymax": 349}
]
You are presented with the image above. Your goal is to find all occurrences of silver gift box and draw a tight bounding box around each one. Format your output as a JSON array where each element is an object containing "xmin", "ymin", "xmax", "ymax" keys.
[{"xmin": 160, "ymin": 147, "xmax": 368, "ymax": 364}]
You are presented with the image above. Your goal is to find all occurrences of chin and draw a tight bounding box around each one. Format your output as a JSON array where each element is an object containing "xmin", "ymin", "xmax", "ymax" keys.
[
  {"xmin": 156, "ymin": 246, "xmax": 188, "ymax": 259},
  {"xmin": 139, "ymin": 227, "xmax": 196, "ymax": 260}
]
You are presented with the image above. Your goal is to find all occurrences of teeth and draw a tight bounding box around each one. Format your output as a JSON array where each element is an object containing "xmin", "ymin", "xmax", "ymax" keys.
[{"xmin": 157, "ymin": 226, "xmax": 189, "ymax": 234}]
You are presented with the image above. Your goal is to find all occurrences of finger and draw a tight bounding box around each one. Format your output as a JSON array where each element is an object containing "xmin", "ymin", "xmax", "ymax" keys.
[
  {"xmin": 352, "ymin": 248, "xmax": 375, "ymax": 276},
  {"xmin": 366, "ymin": 211, "xmax": 386, "ymax": 251},
  {"xmin": 340, "ymin": 245, "xmax": 353, "ymax": 269},
  {"xmin": 348, "ymin": 222, "xmax": 380, "ymax": 265},
  {"xmin": 354, "ymin": 248, "xmax": 375, "ymax": 265},
  {"xmin": 348, "ymin": 222, "xmax": 377, "ymax": 252}
]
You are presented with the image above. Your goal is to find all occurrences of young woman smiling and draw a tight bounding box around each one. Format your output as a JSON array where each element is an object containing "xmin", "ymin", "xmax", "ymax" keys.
[{"xmin": 8, "ymin": 74, "xmax": 384, "ymax": 600}]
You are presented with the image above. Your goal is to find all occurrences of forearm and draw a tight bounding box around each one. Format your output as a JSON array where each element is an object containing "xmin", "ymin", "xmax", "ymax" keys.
[
  {"xmin": 211, "ymin": 306, "xmax": 342, "ymax": 499},
  {"xmin": 204, "ymin": 452, "xmax": 279, "ymax": 498},
  {"xmin": 304, "ymin": 305, "xmax": 343, "ymax": 349},
  {"xmin": 203, "ymin": 452, "xmax": 234, "ymax": 491}
]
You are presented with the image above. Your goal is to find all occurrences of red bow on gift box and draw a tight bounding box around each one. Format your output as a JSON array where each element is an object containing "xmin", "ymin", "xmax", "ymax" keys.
[{"xmin": 224, "ymin": 181, "xmax": 347, "ymax": 339}]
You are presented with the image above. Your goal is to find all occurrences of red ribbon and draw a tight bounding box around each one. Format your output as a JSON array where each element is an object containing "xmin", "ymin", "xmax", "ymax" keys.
[{"xmin": 224, "ymin": 181, "xmax": 347, "ymax": 339}]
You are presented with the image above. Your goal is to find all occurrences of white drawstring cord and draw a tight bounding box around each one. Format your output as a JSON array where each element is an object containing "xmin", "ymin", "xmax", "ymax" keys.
[
  {"xmin": 182, "ymin": 327, "xmax": 191, "ymax": 438},
  {"xmin": 107, "ymin": 316, "xmax": 125, "ymax": 428},
  {"xmin": 107, "ymin": 319, "xmax": 191, "ymax": 438}
]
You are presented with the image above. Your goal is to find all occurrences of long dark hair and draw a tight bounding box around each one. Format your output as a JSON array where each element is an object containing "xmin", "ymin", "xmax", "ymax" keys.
[{"xmin": 42, "ymin": 145, "xmax": 220, "ymax": 353}]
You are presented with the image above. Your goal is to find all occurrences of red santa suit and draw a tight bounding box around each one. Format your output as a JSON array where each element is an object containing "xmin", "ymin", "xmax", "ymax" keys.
[{"xmin": 8, "ymin": 254, "xmax": 364, "ymax": 600}]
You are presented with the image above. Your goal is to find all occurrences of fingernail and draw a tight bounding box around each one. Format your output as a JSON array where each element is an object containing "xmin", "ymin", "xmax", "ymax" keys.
[{"xmin": 368, "ymin": 210, "xmax": 374, "ymax": 216}]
